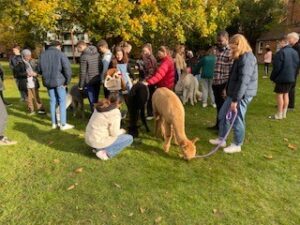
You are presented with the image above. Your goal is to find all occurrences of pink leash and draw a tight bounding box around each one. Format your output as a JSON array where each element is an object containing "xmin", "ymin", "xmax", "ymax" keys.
[{"xmin": 194, "ymin": 110, "xmax": 238, "ymax": 158}]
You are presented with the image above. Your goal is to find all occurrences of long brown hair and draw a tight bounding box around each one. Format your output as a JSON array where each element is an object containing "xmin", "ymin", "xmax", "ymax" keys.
[
  {"xmin": 230, "ymin": 34, "xmax": 252, "ymax": 59},
  {"xmin": 111, "ymin": 46, "xmax": 129, "ymax": 68}
]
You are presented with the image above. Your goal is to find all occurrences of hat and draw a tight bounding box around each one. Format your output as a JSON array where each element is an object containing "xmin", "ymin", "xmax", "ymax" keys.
[{"xmin": 21, "ymin": 49, "xmax": 32, "ymax": 57}]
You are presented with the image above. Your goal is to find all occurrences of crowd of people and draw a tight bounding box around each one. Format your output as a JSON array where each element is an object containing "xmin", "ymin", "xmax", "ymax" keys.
[{"xmin": 0, "ymin": 30, "xmax": 299, "ymax": 159}]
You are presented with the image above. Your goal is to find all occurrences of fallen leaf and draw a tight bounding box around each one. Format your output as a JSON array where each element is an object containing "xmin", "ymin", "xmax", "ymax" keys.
[
  {"xmin": 112, "ymin": 214, "xmax": 116, "ymax": 218},
  {"xmin": 283, "ymin": 138, "xmax": 289, "ymax": 142},
  {"xmin": 67, "ymin": 184, "xmax": 76, "ymax": 191},
  {"xmin": 114, "ymin": 183, "xmax": 121, "ymax": 189},
  {"xmin": 213, "ymin": 209, "xmax": 218, "ymax": 214},
  {"xmin": 78, "ymin": 133, "xmax": 84, "ymax": 138},
  {"xmin": 139, "ymin": 207, "xmax": 145, "ymax": 214},
  {"xmin": 74, "ymin": 167, "xmax": 83, "ymax": 173},
  {"xmin": 129, "ymin": 212, "xmax": 134, "ymax": 217},
  {"xmin": 155, "ymin": 216, "xmax": 162, "ymax": 224},
  {"xmin": 288, "ymin": 144, "xmax": 297, "ymax": 151},
  {"xmin": 53, "ymin": 159, "xmax": 60, "ymax": 164},
  {"xmin": 48, "ymin": 141, "xmax": 54, "ymax": 145},
  {"xmin": 263, "ymin": 155, "xmax": 273, "ymax": 160}
]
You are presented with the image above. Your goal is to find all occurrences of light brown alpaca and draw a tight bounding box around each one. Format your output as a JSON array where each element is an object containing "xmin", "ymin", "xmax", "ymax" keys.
[{"xmin": 152, "ymin": 87, "xmax": 198, "ymax": 160}]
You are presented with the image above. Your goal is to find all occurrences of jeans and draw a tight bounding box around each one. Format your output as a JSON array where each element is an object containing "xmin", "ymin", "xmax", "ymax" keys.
[
  {"xmin": 0, "ymin": 97, "xmax": 7, "ymax": 137},
  {"xmin": 97, "ymin": 134, "xmax": 133, "ymax": 158},
  {"xmin": 201, "ymin": 78, "xmax": 215, "ymax": 104},
  {"xmin": 85, "ymin": 83, "xmax": 100, "ymax": 112},
  {"xmin": 48, "ymin": 86, "xmax": 67, "ymax": 126},
  {"xmin": 218, "ymin": 96, "xmax": 253, "ymax": 146},
  {"xmin": 264, "ymin": 63, "xmax": 270, "ymax": 76},
  {"xmin": 212, "ymin": 82, "xmax": 227, "ymax": 128}
]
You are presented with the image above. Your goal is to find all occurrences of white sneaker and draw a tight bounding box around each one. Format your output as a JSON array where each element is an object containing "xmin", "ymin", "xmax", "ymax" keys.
[
  {"xmin": 211, "ymin": 103, "xmax": 217, "ymax": 108},
  {"xmin": 60, "ymin": 123, "xmax": 74, "ymax": 131},
  {"xmin": 52, "ymin": 124, "xmax": 57, "ymax": 129},
  {"xmin": 0, "ymin": 137, "xmax": 17, "ymax": 146},
  {"xmin": 96, "ymin": 150, "xmax": 109, "ymax": 160},
  {"xmin": 202, "ymin": 103, "xmax": 208, "ymax": 108},
  {"xmin": 146, "ymin": 116, "xmax": 154, "ymax": 121},
  {"xmin": 209, "ymin": 138, "xmax": 226, "ymax": 147},
  {"xmin": 223, "ymin": 143, "xmax": 241, "ymax": 154}
]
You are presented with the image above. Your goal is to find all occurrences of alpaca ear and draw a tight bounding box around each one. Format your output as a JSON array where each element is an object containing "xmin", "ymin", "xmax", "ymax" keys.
[{"xmin": 192, "ymin": 137, "xmax": 199, "ymax": 144}]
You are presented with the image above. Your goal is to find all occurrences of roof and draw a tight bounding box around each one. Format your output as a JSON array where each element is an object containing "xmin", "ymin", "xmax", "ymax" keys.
[{"xmin": 257, "ymin": 24, "xmax": 300, "ymax": 41}]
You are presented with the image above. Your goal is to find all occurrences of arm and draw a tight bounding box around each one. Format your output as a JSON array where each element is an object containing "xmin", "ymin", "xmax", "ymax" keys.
[
  {"xmin": 79, "ymin": 55, "xmax": 88, "ymax": 89},
  {"xmin": 146, "ymin": 60, "xmax": 168, "ymax": 85},
  {"xmin": 192, "ymin": 59, "xmax": 203, "ymax": 75},
  {"xmin": 61, "ymin": 54, "xmax": 72, "ymax": 85},
  {"xmin": 108, "ymin": 112, "xmax": 125, "ymax": 136},
  {"xmin": 100, "ymin": 54, "xmax": 112, "ymax": 81}
]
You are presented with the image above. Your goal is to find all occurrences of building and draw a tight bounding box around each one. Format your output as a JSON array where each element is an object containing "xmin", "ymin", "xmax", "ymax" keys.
[{"xmin": 256, "ymin": 0, "xmax": 300, "ymax": 63}]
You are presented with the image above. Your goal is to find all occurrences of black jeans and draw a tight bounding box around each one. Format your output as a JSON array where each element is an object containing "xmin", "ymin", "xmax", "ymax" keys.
[
  {"xmin": 212, "ymin": 82, "xmax": 227, "ymax": 128},
  {"xmin": 288, "ymin": 74, "xmax": 298, "ymax": 109},
  {"xmin": 147, "ymin": 85, "xmax": 156, "ymax": 117}
]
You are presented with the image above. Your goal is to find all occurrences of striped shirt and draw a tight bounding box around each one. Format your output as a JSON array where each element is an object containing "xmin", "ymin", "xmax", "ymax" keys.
[{"xmin": 213, "ymin": 46, "xmax": 233, "ymax": 85}]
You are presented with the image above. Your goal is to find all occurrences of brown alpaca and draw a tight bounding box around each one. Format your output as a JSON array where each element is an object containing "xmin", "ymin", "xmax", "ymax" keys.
[{"xmin": 152, "ymin": 87, "xmax": 198, "ymax": 160}]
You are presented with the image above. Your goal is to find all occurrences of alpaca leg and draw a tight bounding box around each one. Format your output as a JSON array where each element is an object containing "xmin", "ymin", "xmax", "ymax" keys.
[
  {"xmin": 183, "ymin": 89, "xmax": 187, "ymax": 105},
  {"xmin": 163, "ymin": 123, "xmax": 172, "ymax": 153}
]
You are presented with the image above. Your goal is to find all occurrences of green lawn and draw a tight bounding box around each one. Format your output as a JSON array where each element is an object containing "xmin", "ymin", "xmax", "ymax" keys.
[{"xmin": 0, "ymin": 61, "xmax": 299, "ymax": 225}]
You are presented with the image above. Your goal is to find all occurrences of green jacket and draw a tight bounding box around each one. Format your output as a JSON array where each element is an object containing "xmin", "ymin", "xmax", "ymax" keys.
[{"xmin": 193, "ymin": 55, "xmax": 216, "ymax": 79}]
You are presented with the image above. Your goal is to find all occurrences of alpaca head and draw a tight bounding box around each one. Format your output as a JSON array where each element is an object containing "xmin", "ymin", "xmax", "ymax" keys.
[{"xmin": 180, "ymin": 138, "xmax": 198, "ymax": 160}]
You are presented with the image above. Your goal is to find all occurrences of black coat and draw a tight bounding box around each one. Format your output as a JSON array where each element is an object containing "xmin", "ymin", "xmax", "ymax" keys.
[
  {"xmin": 14, "ymin": 60, "xmax": 40, "ymax": 91},
  {"xmin": 270, "ymin": 45, "xmax": 299, "ymax": 83}
]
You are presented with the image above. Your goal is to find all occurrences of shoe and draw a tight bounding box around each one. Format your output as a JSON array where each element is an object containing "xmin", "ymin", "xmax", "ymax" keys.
[
  {"xmin": 223, "ymin": 143, "xmax": 241, "ymax": 153},
  {"xmin": 287, "ymin": 108, "xmax": 294, "ymax": 112},
  {"xmin": 146, "ymin": 116, "xmax": 154, "ymax": 121},
  {"xmin": 52, "ymin": 124, "xmax": 58, "ymax": 129},
  {"xmin": 209, "ymin": 138, "xmax": 226, "ymax": 147},
  {"xmin": 268, "ymin": 113, "xmax": 283, "ymax": 120},
  {"xmin": 283, "ymin": 108, "xmax": 288, "ymax": 119},
  {"xmin": 202, "ymin": 103, "xmax": 208, "ymax": 108},
  {"xmin": 60, "ymin": 123, "xmax": 74, "ymax": 131},
  {"xmin": 37, "ymin": 109, "xmax": 46, "ymax": 115},
  {"xmin": 96, "ymin": 150, "xmax": 109, "ymax": 160},
  {"xmin": 28, "ymin": 111, "xmax": 36, "ymax": 116},
  {"xmin": 211, "ymin": 103, "xmax": 217, "ymax": 108},
  {"xmin": 0, "ymin": 137, "xmax": 17, "ymax": 146},
  {"xmin": 262, "ymin": 76, "xmax": 268, "ymax": 79},
  {"xmin": 121, "ymin": 111, "xmax": 127, "ymax": 119}
]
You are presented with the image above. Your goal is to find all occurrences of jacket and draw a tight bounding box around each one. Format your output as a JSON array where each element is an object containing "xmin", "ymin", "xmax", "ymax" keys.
[
  {"xmin": 292, "ymin": 42, "xmax": 300, "ymax": 76},
  {"xmin": 270, "ymin": 45, "xmax": 299, "ymax": 83},
  {"xmin": 227, "ymin": 52, "xmax": 258, "ymax": 102},
  {"xmin": 79, "ymin": 45, "xmax": 100, "ymax": 88},
  {"xmin": 100, "ymin": 50, "xmax": 113, "ymax": 82},
  {"xmin": 85, "ymin": 108, "xmax": 125, "ymax": 149},
  {"xmin": 38, "ymin": 47, "xmax": 72, "ymax": 88},
  {"xmin": 9, "ymin": 55, "xmax": 23, "ymax": 78},
  {"xmin": 193, "ymin": 55, "xmax": 216, "ymax": 79},
  {"xmin": 146, "ymin": 56, "xmax": 175, "ymax": 89}
]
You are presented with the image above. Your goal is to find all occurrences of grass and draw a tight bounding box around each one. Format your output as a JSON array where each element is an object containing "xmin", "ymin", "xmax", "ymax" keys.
[{"xmin": 0, "ymin": 61, "xmax": 300, "ymax": 225}]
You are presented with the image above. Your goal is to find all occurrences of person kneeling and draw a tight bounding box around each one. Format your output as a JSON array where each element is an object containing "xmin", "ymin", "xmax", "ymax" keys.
[{"xmin": 85, "ymin": 94, "xmax": 133, "ymax": 160}]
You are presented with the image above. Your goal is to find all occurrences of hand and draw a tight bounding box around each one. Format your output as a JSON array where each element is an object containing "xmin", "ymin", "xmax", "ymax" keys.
[
  {"xmin": 230, "ymin": 102, "xmax": 238, "ymax": 113},
  {"xmin": 142, "ymin": 81, "xmax": 148, "ymax": 86},
  {"xmin": 221, "ymin": 89, "xmax": 227, "ymax": 99}
]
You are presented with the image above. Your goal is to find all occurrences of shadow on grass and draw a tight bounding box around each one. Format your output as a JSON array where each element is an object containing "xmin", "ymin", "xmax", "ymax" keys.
[{"xmin": 13, "ymin": 122, "xmax": 94, "ymax": 158}]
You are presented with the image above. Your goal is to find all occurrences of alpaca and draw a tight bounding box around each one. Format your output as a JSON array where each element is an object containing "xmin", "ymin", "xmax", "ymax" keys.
[
  {"xmin": 127, "ymin": 82, "xmax": 150, "ymax": 138},
  {"xmin": 152, "ymin": 87, "xmax": 198, "ymax": 160}
]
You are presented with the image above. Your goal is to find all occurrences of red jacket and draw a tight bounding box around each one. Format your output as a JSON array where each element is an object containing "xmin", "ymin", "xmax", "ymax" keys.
[{"xmin": 146, "ymin": 56, "xmax": 175, "ymax": 89}]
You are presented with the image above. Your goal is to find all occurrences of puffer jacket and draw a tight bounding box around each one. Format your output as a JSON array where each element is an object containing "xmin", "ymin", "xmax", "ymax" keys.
[
  {"xmin": 79, "ymin": 45, "xmax": 101, "ymax": 88},
  {"xmin": 38, "ymin": 47, "xmax": 72, "ymax": 88},
  {"xmin": 227, "ymin": 52, "xmax": 258, "ymax": 102},
  {"xmin": 146, "ymin": 55, "xmax": 175, "ymax": 89}
]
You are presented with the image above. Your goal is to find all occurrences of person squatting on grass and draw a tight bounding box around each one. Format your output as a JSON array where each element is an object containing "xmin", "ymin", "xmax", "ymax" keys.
[
  {"xmin": 21, "ymin": 49, "xmax": 46, "ymax": 115},
  {"xmin": 269, "ymin": 35, "xmax": 299, "ymax": 120},
  {"xmin": 76, "ymin": 41, "xmax": 101, "ymax": 112},
  {"xmin": 85, "ymin": 94, "xmax": 133, "ymax": 160},
  {"xmin": 38, "ymin": 41, "xmax": 74, "ymax": 131},
  {"xmin": 209, "ymin": 34, "xmax": 258, "ymax": 154}
]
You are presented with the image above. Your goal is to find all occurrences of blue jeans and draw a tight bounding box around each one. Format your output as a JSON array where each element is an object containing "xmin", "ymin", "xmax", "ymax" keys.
[
  {"xmin": 97, "ymin": 134, "xmax": 133, "ymax": 158},
  {"xmin": 48, "ymin": 86, "xmax": 67, "ymax": 126},
  {"xmin": 218, "ymin": 96, "xmax": 253, "ymax": 146},
  {"xmin": 85, "ymin": 83, "xmax": 100, "ymax": 112}
]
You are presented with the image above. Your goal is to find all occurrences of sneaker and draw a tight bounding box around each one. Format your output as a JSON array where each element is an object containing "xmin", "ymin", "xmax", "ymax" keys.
[
  {"xmin": 52, "ymin": 124, "xmax": 58, "ymax": 129},
  {"xmin": 209, "ymin": 138, "xmax": 226, "ymax": 147},
  {"xmin": 202, "ymin": 103, "xmax": 208, "ymax": 108},
  {"xmin": 28, "ymin": 111, "xmax": 36, "ymax": 116},
  {"xmin": 0, "ymin": 137, "xmax": 17, "ymax": 146},
  {"xmin": 37, "ymin": 109, "xmax": 46, "ymax": 115},
  {"xmin": 211, "ymin": 103, "xmax": 217, "ymax": 108},
  {"xmin": 223, "ymin": 143, "xmax": 241, "ymax": 153},
  {"xmin": 96, "ymin": 150, "xmax": 109, "ymax": 160},
  {"xmin": 262, "ymin": 76, "xmax": 268, "ymax": 79},
  {"xmin": 60, "ymin": 123, "xmax": 74, "ymax": 131},
  {"xmin": 146, "ymin": 116, "xmax": 154, "ymax": 121},
  {"xmin": 268, "ymin": 113, "xmax": 283, "ymax": 120}
]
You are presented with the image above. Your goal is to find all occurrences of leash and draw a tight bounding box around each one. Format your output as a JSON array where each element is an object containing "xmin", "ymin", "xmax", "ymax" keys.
[{"xmin": 194, "ymin": 110, "xmax": 238, "ymax": 159}]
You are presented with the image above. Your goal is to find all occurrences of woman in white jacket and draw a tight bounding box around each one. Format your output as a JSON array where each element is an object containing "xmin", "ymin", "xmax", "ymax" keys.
[{"xmin": 85, "ymin": 94, "xmax": 133, "ymax": 160}]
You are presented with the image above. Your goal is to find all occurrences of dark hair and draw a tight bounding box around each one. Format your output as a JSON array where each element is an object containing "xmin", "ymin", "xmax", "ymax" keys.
[
  {"xmin": 97, "ymin": 40, "xmax": 108, "ymax": 48},
  {"xmin": 217, "ymin": 30, "xmax": 229, "ymax": 39},
  {"xmin": 12, "ymin": 44, "xmax": 21, "ymax": 50},
  {"xmin": 50, "ymin": 40, "xmax": 62, "ymax": 47},
  {"xmin": 112, "ymin": 46, "xmax": 129, "ymax": 65},
  {"xmin": 76, "ymin": 40, "xmax": 87, "ymax": 47}
]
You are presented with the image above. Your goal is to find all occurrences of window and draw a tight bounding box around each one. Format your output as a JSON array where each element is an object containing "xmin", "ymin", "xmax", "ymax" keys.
[
  {"xmin": 257, "ymin": 41, "xmax": 264, "ymax": 54},
  {"xmin": 63, "ymin": 33, "xmax": 71, "ymax": 41}
]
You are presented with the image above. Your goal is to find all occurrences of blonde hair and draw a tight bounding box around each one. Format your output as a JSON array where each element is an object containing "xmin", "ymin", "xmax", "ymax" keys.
[{"xmin": 230, "ymin": 34, "xmax": 252, "ymax": 59}]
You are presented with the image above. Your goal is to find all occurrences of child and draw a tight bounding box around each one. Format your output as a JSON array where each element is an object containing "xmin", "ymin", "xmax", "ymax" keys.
[{"xmin": 85, "ymin": 94, "xmax": 133, "ymax": 160}]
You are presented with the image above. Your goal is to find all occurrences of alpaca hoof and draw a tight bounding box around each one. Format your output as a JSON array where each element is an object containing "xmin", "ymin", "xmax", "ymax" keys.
[{"xmin": 163, "ymin": 144, "xmax": 170, "ymax": 153}]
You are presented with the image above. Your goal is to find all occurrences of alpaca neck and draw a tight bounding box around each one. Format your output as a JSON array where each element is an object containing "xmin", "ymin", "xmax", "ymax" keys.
[{"xmin": 173, "ymin": 121, "xmax": 188, "ymax": 143}]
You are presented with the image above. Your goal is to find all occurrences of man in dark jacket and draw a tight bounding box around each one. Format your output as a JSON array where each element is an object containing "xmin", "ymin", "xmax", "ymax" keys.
[
  {"xmin": 0, "ymin": 64, "xmax": 12, "ymax": 106},
  {"xmin": 77, "ymin": 41, "xmax": 100, "ymax": 111},
  {"xmin": 270, "ymin": 36, "xmax": 299, "ymax": 119},
  {"xmin": 287, "ymin": 32, "xmax": 300, "ymax": 110},
  {"xmin": 38, "ymin": 41, "xmax": 73, "ymax": 130}
]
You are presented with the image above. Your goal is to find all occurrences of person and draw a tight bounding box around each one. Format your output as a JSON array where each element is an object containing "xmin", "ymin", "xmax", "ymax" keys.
[
  {"xmin": 21, "ymin": 49, "xmax": 46, "ymax": 115},
  {"xmin": 269, "ymin": 36, "xmax": 299, "ymax": 119},
  {"xmin": 136, "ymin": 43, "xmax": 157, "ymax": 119},
  {"xmin": 193, "ymin": 47, "xmax": 216, "ymax": 108},
  {"xmin": 0, "ymin": 96, "xmax": 17, "ymax": 145},
  {"xmin": 144, "ymin": 46, "xmax": 175, "ymax": 90},
  {"xmin": 174, "ymin": 44, "xmax": 187, "ymax": 81},
  {"xmin": 0, "ymin": 63, "xmax": 12, "ymax": 106},
  {"xmin": 287, "ymin": 32, "xmax": 300, "ymax": 110},
  {"xmin": 9, "ymin": 44, "xmax": 27, "ymax": 101},
  {"xmin": 38, "ymin": 41, "xmax": 73, "ymax": 130},
  {"xmin": 209, "ymin": 34, "xmax": 258, "ymax": 153},
  {"xmin": 211, "ymin": 31, "xmax": 233, "ymax": 130},
  {"xmin": 263, "ymin": 46, "xmax": 272, "ymax": 78},
  {"xmin": 186, "ymin": 50, "xmax": 198, "ymax": 74},
  {"xmin": 77, "ymin": 41, "xmax": 101, "ymax": 112},
  {"xmin": 85, "ymin": 94, "xmax": 133, "ymax": 160}
]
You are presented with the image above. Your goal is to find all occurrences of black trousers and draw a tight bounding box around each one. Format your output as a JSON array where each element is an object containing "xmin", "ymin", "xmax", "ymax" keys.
[
  {"xmin": 212, "ymin": 82, "xmax": 227, "ymax": 128},
  {"xmin": 147, "ymin": 85, "xmax": 156, "ymax": 117},
  {"xmin": 288, "ymin": 74, "xmax": 298, "ymax": 109}
]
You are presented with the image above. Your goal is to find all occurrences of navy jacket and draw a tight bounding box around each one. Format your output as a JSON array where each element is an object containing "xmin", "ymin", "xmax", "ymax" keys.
[
  {"xmin": 227, "ymin": 52, "xmax": 258, "ymax": 102},
  {"xmin": 270, "ymin": 45, "xmax": 299, "ymax": 83},
  {"xmin": 38, "ymin": 47, "xmax": 72, "ymax": 88}
]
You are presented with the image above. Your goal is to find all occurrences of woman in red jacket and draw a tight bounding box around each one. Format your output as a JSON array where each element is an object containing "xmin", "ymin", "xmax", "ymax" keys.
[{"xmin": 144, "ymin": 46, "xmax": 175, "ymax": 90}]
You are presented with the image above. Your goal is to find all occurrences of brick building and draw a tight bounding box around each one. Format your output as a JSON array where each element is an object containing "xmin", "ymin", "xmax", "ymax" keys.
[{"xmin": 256, "ymin": 0, "xmax": 300, "ymax": 63}]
